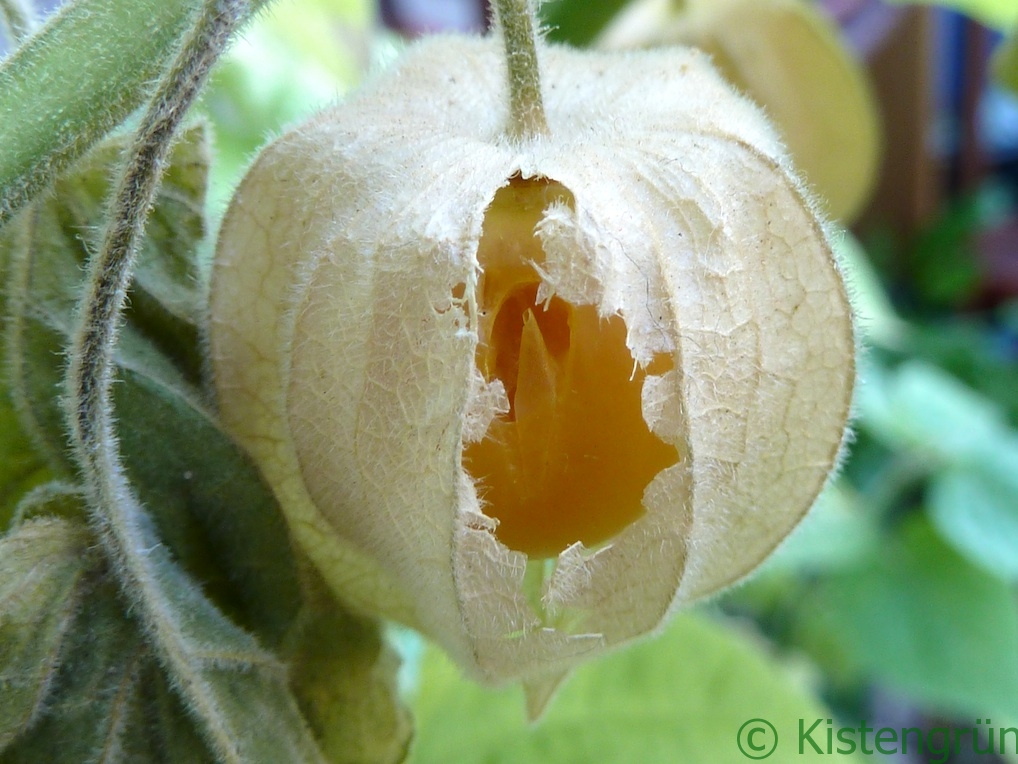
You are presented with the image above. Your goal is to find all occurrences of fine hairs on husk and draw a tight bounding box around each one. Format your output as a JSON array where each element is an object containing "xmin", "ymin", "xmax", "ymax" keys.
[{"xmin": 209, "ymin": 34, "xmax": 854, "ymax": 705}]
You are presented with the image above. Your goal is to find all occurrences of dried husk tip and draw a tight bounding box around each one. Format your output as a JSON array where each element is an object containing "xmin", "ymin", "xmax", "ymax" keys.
[{"xmin": 209, "ymin": 33, "xmax": 854, "ymax": 710}]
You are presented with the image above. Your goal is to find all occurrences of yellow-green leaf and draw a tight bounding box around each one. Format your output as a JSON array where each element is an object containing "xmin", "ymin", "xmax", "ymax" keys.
[{"xmin": 410, "ymin": 612, "xmax": 861, "ymax": 763}]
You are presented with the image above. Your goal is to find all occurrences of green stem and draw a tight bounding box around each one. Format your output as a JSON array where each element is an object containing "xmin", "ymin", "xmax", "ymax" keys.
[
  {"xmin": 0, "ymin": 0, "xmax": 36, "ymax": 42},
  {"xmin": 64, "ymin": 0, "xmax": 258, "ymax": 759},
  {"xmin": 0, "ymin": 0, "xmax": 266, "ymax": 229},
  {"xmin": 493, "ymin": 0, "xmax": 548, "ymax": 142}
]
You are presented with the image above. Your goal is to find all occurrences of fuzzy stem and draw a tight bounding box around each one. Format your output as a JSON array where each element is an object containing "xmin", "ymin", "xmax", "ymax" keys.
[
  {"xmin": 64, "ymin": 0, "xmax": 255, "ymax": 758},
  {"xmin": 493, "ymin": 0, "xmax": 548, "ymax": 141},
  {"xmin": 0, "ymin": 0, "xmax": 36, "ymax": 42}
]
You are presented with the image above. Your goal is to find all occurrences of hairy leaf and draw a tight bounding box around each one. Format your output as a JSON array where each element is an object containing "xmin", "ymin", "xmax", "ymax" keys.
[
  {"xmin": 0, "ymin": 0, "xmax": 270, "ymax": 226},
  {"xmin": 3, "ymin": 568, "xmax": 152, "ymax": 764},
  {"xmin": 9, "ymin": 481, "xmax": 85, "ymax": 526},
  {"xmin": 4, "ymin": 126, "xmax": 302, "ymax": 648},
  {"xmin": 0, "ymin": 515, "xmax": 330, "ymax": 763},
  {"xmin": 3, "ymin": 13, "xmax": 405, "ymax": 763},
  {"xmin": 53, "ymin": 126, "xmax": 209, "ymax": 382},
  {"xmin": 0, "ymin": 392, "xmax": 52, "ymax": 529},
  {"xmin": 1, "ymin": 190, "xmax": 61, "ymax": 511},
  {"xmin": 0, "ymin": 547, "xmax": 222, "ymax": 764},
  {"xmin": 133, "ymin": 664, "xmax": 219, "ymax": 764},
  {"xmin": 0, "ymin": 121, "xmax": 410, "ymax": 762},
  {"xmin": 285, "ymin": 583, "xmax": 412, "ymax": 764},
  {"xmin": 0, "ymin": 518, "xmax": 92, "ymax": 751}
]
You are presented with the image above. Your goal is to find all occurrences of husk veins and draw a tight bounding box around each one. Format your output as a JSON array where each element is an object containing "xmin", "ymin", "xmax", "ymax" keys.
[{"xmin": 210, "ymin": 35, "xmax": 855, "ymax": 696}]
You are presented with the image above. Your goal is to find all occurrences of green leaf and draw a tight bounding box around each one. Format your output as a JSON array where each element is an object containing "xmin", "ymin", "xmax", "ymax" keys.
[
  {"xmin": 907, "ymin": 196, "xmax": 984, "ymax": 307},
  {"xmin": 5, "ymin": 321, "xmax": 78, "ymax": 476},
  {"xmin": 0, "ymin": 518, "xmax": 92, "ymax": 751},
  {"xmin": 0, "ymin": 210, "xmax": 54, "ymax": 529},
  {"xmin": 3, "ymin": 126, "xmax": 336, "ymax": 763},
  {"xmin": 113, "ymin": 364, "xmax": 303, "ymax": 646},
  {"xmin": 929, "ymin": 467, "xmax": 1018, "ymax": 581},
  {"xmin": 410, "ymin": 612, "xmax": 862, "ymax": 763},
  {"xmin": 906, "ymin": 317, "xmax": 1018, "ymax": 425},
  {"xmin": 10, "ymin": 481, "xmax": 85, "ymax": 526},
  {"xmin": 857, "ymin": 359, "xmax": 1013, "ymax": 467},
  {"xmin": 4, "ymin": 127, "xmax": 303, "ymax": 649},
  {"xmin": 0, "ymin": 0, "xmax": 270, "ymax": 226},
  {"xmin": 131, "ymin": 664, "xmax": 219, "ymax": 764},
  {"xmin": 1, "ymin": 549, "xmax": 221, "ymax": 764},
  {"xmin": 796, "ymin": 517, "xmax": 1018, "ymax": 719},
  {"xmin": 2, "ymin": 127, "xmax": 209, "ymax": 473},
  {"xmin": 540, "ymin": 0, "xmax": 631, "ymax": 46},
  {"xmin": 759, "ymin": 483, "xmax": 880, "ymax": 575},
  {"xmin": 0, "ymin": 392, "xmax": 52, "ymax": 530},
  {"xmin": 285, "ymin": 584, "xmax": 412, "ymax": 764},
  {"xmin": 0, "ymin": 513, "xmax": 214, "ymax": 764},
  {"xmin": 9, "ymin": 125, "xmax": 208, "ymax": 385},
  {"xmin": 3, "ymin": 570, "xmax": 156, "ymax": 763},
  {"xmin": 0, "ymin": 515, "xmax": 329, "ymax": 764}
]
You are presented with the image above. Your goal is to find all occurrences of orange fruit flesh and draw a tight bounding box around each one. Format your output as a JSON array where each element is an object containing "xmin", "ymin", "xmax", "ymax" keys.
[{"xmin": 463, "ymin": 177, "xmax": 678, "ymax": 558}]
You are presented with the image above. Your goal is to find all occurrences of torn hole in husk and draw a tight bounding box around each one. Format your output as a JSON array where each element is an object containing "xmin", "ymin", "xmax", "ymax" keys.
[{"xmin": 463, "ymin": 174, "xmax": 678, "ymax": 560}]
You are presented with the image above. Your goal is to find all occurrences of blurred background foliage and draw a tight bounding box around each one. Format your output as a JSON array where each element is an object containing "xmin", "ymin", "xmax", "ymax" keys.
[{"xmin": 3, "ymin": 0, "xmax": 1018, "ymax": 761}]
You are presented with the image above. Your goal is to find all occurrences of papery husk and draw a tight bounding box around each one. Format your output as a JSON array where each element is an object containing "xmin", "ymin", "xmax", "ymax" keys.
[
  {"xmin": 599, "ymin": 0, "xmax": 881, "ymax": 222},
  {"xmin": 209, "ymin": 35, "xmax": 854, "ymax": 690}
]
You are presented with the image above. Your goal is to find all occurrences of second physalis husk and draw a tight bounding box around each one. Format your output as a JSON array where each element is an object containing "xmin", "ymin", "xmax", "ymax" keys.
[{"xmin": 209, "ymin": 34, "xmax": 855, "ymax": 708}]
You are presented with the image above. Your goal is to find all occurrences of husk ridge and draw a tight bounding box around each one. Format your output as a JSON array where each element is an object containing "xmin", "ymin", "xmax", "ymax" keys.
[{"xmin": 210, "ymin": 32, "xmax": 854, "ymax": 685}]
